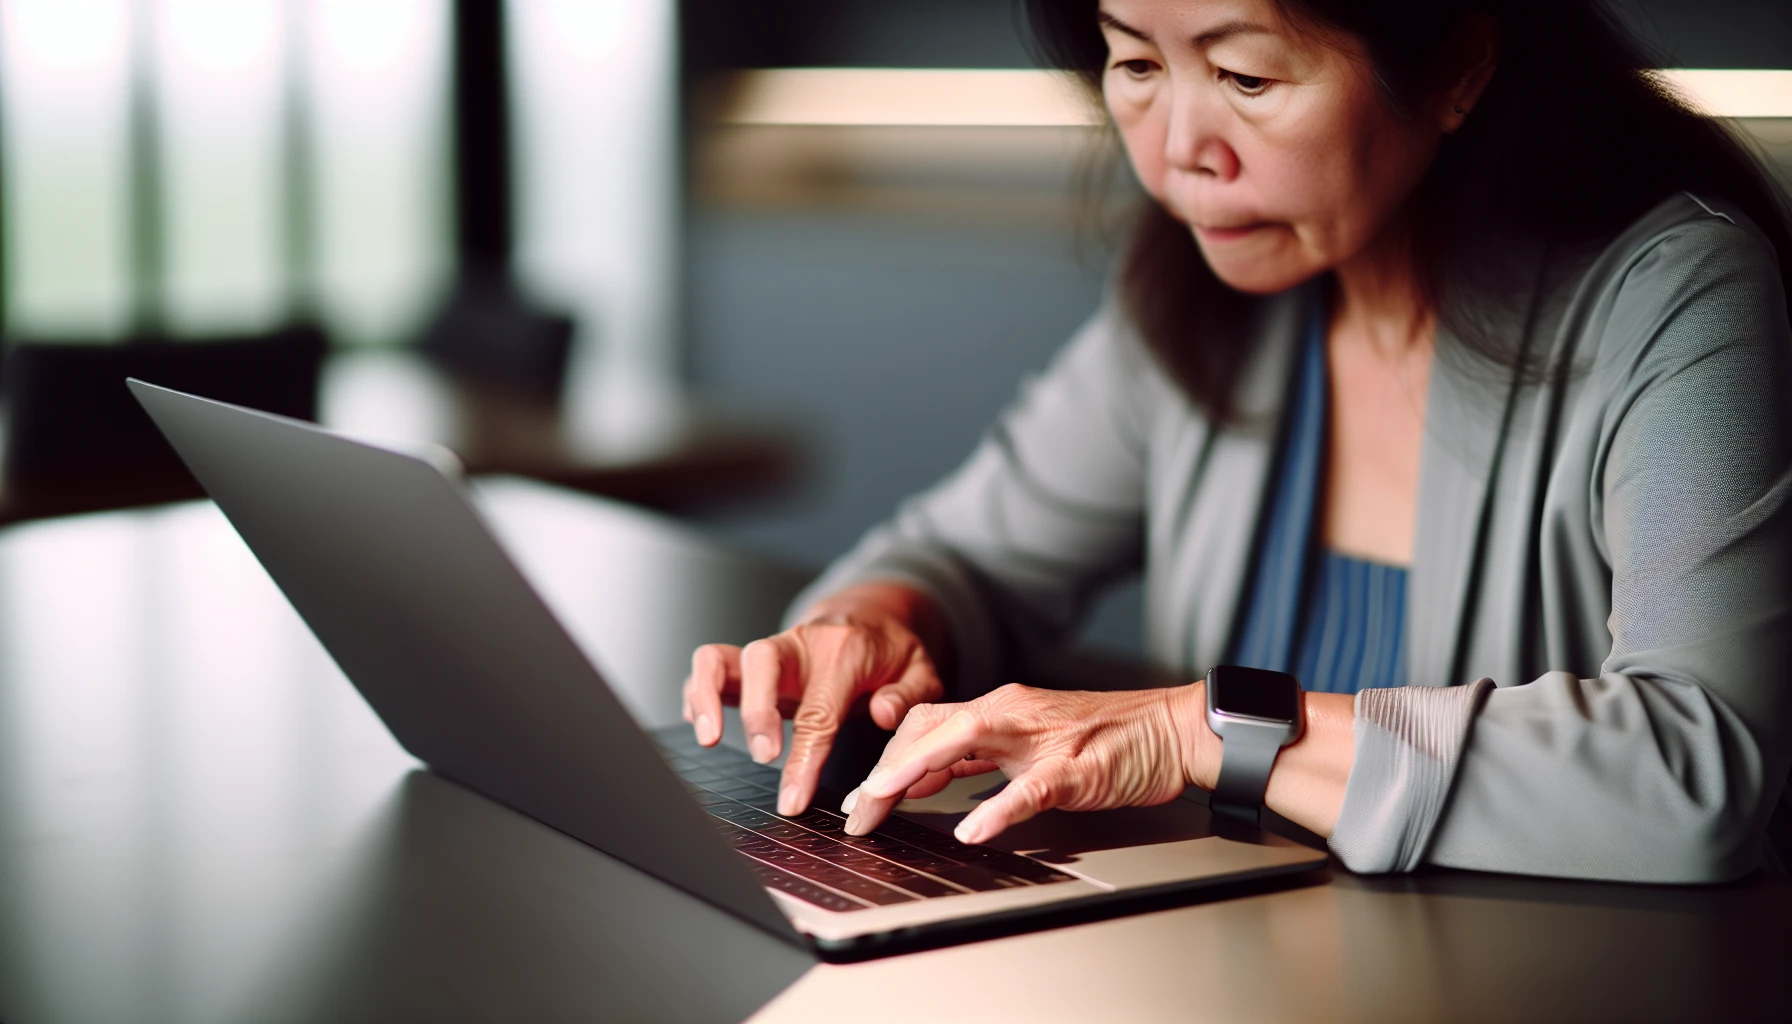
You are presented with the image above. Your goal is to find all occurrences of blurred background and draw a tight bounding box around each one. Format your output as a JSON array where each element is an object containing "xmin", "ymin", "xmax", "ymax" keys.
[{"xmin": 0, "ymin": 0, "xmax": 1787, "ymax": 654}]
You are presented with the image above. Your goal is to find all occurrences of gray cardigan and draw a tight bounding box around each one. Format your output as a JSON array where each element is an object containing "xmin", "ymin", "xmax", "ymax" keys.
[{"xmin": 791, "ymin": 193, "xmax": 1792, "ymax": 882}]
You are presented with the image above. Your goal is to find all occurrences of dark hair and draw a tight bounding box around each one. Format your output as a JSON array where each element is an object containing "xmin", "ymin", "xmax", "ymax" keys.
[{"xmin": 1024, "ymin": 0, "xmax": 1792, "ymax": 421}]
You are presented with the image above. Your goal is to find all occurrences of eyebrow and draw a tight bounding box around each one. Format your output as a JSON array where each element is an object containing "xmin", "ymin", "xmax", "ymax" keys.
[
  {"xmin": 1097, "ymin": 11, "xmax": 1274, "ymax": 49},
  {"xmin": 1097, "ymin": 11, "xmax": 1151, "ymax": 43},
  {"xmin": 1192, "ymin": 19, "xmax": 1274, "ymax": 48}
]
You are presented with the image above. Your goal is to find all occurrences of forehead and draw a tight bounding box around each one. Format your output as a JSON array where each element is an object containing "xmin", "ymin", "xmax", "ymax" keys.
[
  {"xmin": 1097, "ymin": 0, "xmax": 1351, "ymax": 60},
  {"xmin": 1099, "ymin": 0, "xmax": 1367, "ymax": 80},
  {"xmin": 1097, "ymin": 0, "xmax": 1287, "ymax": 43}
]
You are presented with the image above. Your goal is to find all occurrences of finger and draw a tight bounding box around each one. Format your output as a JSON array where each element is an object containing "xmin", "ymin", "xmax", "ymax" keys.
[
  {"xmin": 838, "ymin": 703, "xmax": 955, "ymax": 821},
  {"xmin": 897, "ymin": 769, "xmax": 956, "ymax": 802},
  {"xmin": 871, "ymin": 700, "xmax": 957, "ymax": 765},
  {"xmin": 776, "ymin": 669, "xmax": 854, "ymax": 816},
  {"xmin": 954, "ymin": 764, "xmax": 1069, "ymax": 845},
  {"xmin": 839, "ymin": 756, "xmax": 996, "ymax": 816},
  {"xmin": 867, "ymin": 655, "xmax": 945, "ymax": 730},
  {"xmin": 739, "ymin": 638, "xmax": 792, "ymax": 764},
  {"xmin": 845, "ymin": 709, "xmax": 987, "ymax": 835},
  {"xmin": 903, "ymin": 755, "xmax": 999, "ymax": 800},
  {"xmin": 683, "ymin": 645, "xmax": 739, "ymax": 747},
  {"xmin": 861, "ymin": 709, "xmax": 988, "ymax": 800}
]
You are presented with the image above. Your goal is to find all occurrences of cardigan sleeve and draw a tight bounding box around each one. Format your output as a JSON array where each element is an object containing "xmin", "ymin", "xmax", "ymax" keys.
[
  {"xmin": 1331, "ymin": 209, "xmax": 1792, "ymax": 880},
  {"xmin": 782, "ymin": 301, "xmax": 1154, "ymax": 697}
]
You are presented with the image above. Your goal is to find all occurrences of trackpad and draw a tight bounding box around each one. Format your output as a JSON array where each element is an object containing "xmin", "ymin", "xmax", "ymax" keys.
[
  {"xmin": 1049, "ymin": 834, "xmax": 1328, "ymax": 888},
  {"xmin": 897, "ymin": 784, "xmax": 1318, "ymax": 889}
]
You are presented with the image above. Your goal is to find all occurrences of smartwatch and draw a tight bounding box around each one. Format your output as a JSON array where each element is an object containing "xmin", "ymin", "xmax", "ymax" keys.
[{"xmin": 1205, "ymin": 665, "xmax": 1305, "ymax": 825}]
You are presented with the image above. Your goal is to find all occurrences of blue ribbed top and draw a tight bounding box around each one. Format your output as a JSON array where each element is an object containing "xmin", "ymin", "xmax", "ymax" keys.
[{"xmin": 1228, "ymin": 309, "xmax": 1408, "ymax": 694}]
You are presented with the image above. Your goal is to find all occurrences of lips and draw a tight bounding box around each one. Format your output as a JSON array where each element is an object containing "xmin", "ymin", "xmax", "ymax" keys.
[{"xmin": 1193, "ymin": 222, "xmax": 1266, "ymax": 242}]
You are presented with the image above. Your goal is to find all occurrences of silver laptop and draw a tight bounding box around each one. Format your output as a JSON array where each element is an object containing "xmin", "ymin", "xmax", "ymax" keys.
[{"xmin": 128, "ymin": 379, "xmax": 1326, "ymax": 960}]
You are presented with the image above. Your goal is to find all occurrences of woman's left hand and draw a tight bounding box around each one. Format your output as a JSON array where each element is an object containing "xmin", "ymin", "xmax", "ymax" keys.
[{"xmin": 841, "ymin": 682, "xmax": 1204, "ymax": 845}]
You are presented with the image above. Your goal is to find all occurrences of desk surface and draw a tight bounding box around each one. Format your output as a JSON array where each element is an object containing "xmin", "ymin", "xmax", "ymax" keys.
[{"xmin": 0, "ymin": 480, "xmax": 1786, "ymax": 1023}]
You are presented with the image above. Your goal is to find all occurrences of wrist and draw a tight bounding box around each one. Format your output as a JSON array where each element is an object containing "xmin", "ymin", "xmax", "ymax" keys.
[
  {"xmin": 799, "ymin": 581, "xmax": 952, "ymax": 676},
  {"xmin": 1169, "ymin": 681, "xmax": 1223, "ymax": 791}
]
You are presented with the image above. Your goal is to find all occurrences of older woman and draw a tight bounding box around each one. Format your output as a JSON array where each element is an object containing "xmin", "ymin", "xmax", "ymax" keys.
[{"xmin": 684, "ymin": 0, "xmax": 1792, "ymax": 881}]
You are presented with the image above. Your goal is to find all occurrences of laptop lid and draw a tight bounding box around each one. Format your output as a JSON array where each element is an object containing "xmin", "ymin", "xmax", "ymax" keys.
[{"xmin": 126, "ymin": 379, "xmax": 802, "ymax": 947}]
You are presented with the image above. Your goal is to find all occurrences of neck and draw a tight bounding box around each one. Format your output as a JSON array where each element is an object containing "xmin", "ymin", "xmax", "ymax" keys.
[{"xmin": 1328, "ymin": 214, "xmax": 1435, "ymax": 357}]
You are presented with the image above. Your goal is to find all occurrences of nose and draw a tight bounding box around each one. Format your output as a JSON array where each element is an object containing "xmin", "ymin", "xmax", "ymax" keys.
[{"xmin": 1162, "ymin": 80, "xmax": 1239, "ymax": 181}]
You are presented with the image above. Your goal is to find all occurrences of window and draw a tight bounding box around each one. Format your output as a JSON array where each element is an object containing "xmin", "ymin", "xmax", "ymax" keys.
[{"xmin": 0, "ymin": 0, "xmax": 450, "ymax": 346}]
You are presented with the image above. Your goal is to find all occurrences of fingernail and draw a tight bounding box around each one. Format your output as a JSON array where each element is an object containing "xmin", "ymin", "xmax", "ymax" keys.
[
  {"xmin": 840, "ymin": 787, "xmax": 860, "ymax": 815},
  {"xmin": 749, "ymin": 734, "xmax": 776, "ymax": 764},
  {"xmin": 778, "ymin": 785, "xmax": 801, "ymax": 817},
  {"xmin": 696, "ymin": 713, "xmax": 717, "ymax": 745},
  {"xmin": 955, "ymin": 819, "xmax": 985, "ymax": 845},
  {"xmin": 844, "ymin": 810, "xmax": 868, "ymax": 836},
  {"xmin": 873, "ymin": 695, "xmax": 899, "ymax": 721}
]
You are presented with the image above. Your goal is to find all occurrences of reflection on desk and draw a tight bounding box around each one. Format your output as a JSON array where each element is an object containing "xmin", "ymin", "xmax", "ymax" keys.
[
  {"xmin": 0, "ymin": 479, "xmax": 1785, "ymax": 1023},
  {"xmin": 0, "ymin": 479, "xmax": 812, "ymax": 1023}
]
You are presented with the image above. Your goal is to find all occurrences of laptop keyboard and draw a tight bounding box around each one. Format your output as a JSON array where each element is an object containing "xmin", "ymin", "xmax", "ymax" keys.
[{"xmin": 656, "ymin": 733, "xmax": 1075, "ymax": 913}]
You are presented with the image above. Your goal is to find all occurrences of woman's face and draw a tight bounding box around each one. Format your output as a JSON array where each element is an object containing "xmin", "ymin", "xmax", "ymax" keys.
[{"xmin": 1100, "ymin": 0, "xmax": 1450, "ymax": 294}]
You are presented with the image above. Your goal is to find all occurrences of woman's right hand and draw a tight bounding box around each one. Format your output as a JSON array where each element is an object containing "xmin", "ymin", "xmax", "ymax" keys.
[{"xmin": 681, "ymin": 582, "xmax": 948, "ymax": 817}]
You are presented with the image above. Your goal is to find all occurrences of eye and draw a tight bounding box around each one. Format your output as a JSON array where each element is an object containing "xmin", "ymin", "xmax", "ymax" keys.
[
  {"xmin": 1219, "ymin": 69, "xmax": 1271, "ymax": 96},
  {"xmin": 1113, "ymin": 58, "xmax": 1158, "ymax": 79}
]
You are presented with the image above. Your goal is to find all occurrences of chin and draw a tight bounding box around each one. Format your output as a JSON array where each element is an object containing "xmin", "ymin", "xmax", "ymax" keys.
[
  {"xmin": 1197, "ymin": 231, "xmax": 1326, "ymax": 294},
  {"xmin": 1203, "ymin": 257, "xmax": 1316, "ymax": 296}
]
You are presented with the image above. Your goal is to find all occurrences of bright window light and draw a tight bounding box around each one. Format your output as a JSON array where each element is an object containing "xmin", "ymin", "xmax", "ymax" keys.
[
  {"xmin": 509, "ymin": 0, "xmax": 680, "ymax": 411},
  {"xmin": 1, "ymin": 0, "xmax": 448, "ymax": 346},
  {"xmin": 154, "ymin": 0, "xmax": 286, "ymax": 335},
  {"xmin": 1652, "ymin": 69, "xmax": 1792, "ymax": 120},
  {"xmin": 303, "ymin": 0, "xmax": 450, "ymax": 346},
  {"xmin": 0, "ymin": 0, "xmax": 135, "ymax": 338},
  {"xmin": 720, "ymin": 68, "xmax": 1792, "ymax": 127},
  {"xmin": 721, "ymin": 68, "xmax": 1100, "ymax": 127}
]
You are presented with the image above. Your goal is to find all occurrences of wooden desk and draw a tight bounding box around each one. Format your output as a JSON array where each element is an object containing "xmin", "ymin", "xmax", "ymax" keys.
[{"xmin": 0, "ymin": 481, "xmax": 1786, "ymax": 1023}]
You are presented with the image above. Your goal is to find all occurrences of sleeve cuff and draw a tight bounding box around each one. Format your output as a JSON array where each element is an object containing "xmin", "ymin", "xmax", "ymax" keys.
[{"xmin": 1328, "ymin": 679, "xmax": 1495, "ymax": 873}]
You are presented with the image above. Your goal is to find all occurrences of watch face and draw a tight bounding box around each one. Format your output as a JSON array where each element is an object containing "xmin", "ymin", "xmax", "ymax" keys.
[{"xmin": 1209, "ymin": 665, "xmax": 1301, "ymax": 722}]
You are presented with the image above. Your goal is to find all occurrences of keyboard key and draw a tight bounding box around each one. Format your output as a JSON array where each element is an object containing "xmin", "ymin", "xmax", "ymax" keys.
[
  {"xmin": 778, "ymin": 831, "xmax": 841, "ymax": 853},
  {"xmin": 875, "ymin": 816, "xmax": 954, "ymax": 844},
  {"xmin": 827, "ymin": 856, "xmax": 962, "ymax": 897},
  {"xmin": 877, "ymin": 871, "xmax": 960, "ymax": 899},
  {"xmin": 733, "ymin": 790, "xmax": 785, "ymax": 813},
  {"xmin": 738, "ymin": 764, "xmax": 782, "ymax": 784},
  {"xmin": 829, "ymin": 833, "xmax": 959, "ymax": 873},
  {"xmin": 811, "ymin": 845, "xmax": 893, "ymax": 873},
  {"xmin": 883, "ymin": 850, "xmax": 961, "ymax": 875},
  {"xmin": 990, "ymin": 859, "xmax": 1075, "ymax": 885},
  {"xmin": 750, "ymin": 864, "xmax": 865, "ymax": 913},
  {"xmin": 943, "ymin": 846, "xmax": 1076, "ymax": 884},
  {"xmin": 814, "ymin": 872, "xmax": 913, "ymax": 906},
  {"xmin": 688, "ymin": 747, "xmax": 749, "ymax": 769},
  {"xmin": 712, "ymin": 806, "xmax": 779, "ymax": 830},
  {"xmin": 754, "ymin": 821, "xmax": 811, "ymax": 842},
  {"xmin": 707, "ymin": 780, "xmax": 772, "ymax": 799},
  {"xmin": 713, "ymin": 800, "xmax": 1062, "ymax": 902},
  {"xmin": 678, "ymin": 769, "xmax": 730, "ymax": 786},
  {"xmin": 923, "ymin": 864, "xmax": 1030, "ymax": 892},
  {"xmin": 791, "ymin": 810, "xmax": 847, "ymax": 834},
  {"xmin": 835, "ymin": 832, "xmax": 918, "ymax": 856},
  {"xmin": 741, "ymin": 848, "xmax": 913, "ymax": 906}
]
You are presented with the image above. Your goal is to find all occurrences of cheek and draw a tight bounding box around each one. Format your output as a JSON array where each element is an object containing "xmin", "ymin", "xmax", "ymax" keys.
[
  {"xmin": 1111, "ymin": 101, "xmax": 1169, "ymax": 208},
  {"xmin": 1240, "ymin": 105, "xmax": 1424, "ymax": 265}
]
